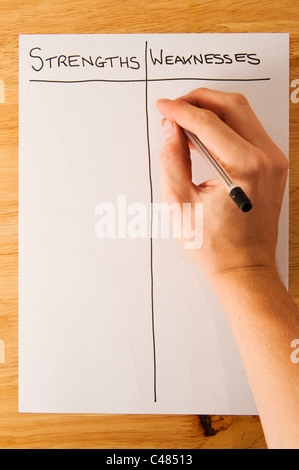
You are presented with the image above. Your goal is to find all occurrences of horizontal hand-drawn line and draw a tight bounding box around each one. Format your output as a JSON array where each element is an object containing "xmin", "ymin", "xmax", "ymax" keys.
[{"xmin": 29, "ymin": 77, "xmax": 271, "ymax": 84}]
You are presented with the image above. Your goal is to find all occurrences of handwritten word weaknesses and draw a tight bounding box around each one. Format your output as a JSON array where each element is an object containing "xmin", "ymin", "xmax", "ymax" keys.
[
  {"xmin": 29, "ymin": 47, "xmax": 261, "ymax": 72},
  {"xmin": 149, "ymin": 49, "xmax": 260, "ymax": 66}
]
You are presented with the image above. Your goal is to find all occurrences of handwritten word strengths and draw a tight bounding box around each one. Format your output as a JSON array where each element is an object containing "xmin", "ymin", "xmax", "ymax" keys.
[{"xmin": 29, "ymin": 47, "xmax": 141, "ymax": 71}]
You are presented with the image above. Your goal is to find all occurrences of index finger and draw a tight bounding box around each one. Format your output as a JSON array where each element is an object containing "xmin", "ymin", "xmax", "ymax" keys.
[
  {"xmin": 175, "ymin": 88, "xmax": 280, "ymax": 155},
  {"xmin": 156, "ymin": 97, "xmax": 256, "ymax": 181}
]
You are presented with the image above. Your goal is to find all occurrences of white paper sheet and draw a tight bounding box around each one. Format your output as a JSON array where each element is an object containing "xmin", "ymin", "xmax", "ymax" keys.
[{"xmin": 19, "ymin": 33, "xmax": 289, "ymax": 414}]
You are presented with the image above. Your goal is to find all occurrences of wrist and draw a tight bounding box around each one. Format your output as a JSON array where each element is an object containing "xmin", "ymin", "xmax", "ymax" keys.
[
  {"xmin": 208, "ymin": 265, "xmax": 287, "ymax": 317},
  {"xmin": 210, "ymin": 263, "xmax": 281, "ymax": 288}
]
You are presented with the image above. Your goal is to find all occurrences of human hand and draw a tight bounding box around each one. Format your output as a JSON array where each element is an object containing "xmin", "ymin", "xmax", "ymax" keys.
[{"xmin": 156, "ymin": 88, "xmax": 288, "ymax": 283}]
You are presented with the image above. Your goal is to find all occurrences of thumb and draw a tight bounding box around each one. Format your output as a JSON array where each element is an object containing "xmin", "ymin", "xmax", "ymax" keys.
[{"xmin": 159, "ymin": 120, "xmax": 193, "ymax": 204}]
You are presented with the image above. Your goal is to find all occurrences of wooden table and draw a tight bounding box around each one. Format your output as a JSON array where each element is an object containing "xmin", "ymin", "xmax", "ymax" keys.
[{"xmin": 0, "ymin": 0, "xmax": 298, "ymax": 449}]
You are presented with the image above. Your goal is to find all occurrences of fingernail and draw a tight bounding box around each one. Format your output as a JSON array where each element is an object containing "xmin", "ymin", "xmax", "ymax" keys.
[
  {"xmin": 156, "ymin": 98, "xmax": 172, "ymax": 112},
  {"xmin": 163, "ymin": 119, "xmax": 173, "ymax": 139},
  {"xmin": 158, "ymin": 98, "xmax": 172, "ymax": 105}
]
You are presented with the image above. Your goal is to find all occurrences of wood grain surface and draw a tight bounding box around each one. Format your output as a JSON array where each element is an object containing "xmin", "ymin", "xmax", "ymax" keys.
[{"xmin": 0, "ymin": 0, "xmax": 298, "ymax": 450}]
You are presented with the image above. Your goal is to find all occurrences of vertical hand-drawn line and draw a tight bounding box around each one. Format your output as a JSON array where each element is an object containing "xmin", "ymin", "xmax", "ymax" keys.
[{"xmin": 145, "ymin": 40, "xmax": 157, "ymax": 402}]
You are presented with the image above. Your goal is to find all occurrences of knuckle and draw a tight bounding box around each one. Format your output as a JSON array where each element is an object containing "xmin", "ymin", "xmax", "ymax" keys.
[
  {"xmin": 229, "ymin": 92, "xmax": 249, "ymax": 106},
  {"xmin": 195, "ymin": 86, "xmax": 209, "ymax": 94},
  {"xmin": 187, "ymin": 87, "xmax": 208, "ymax": 98},
  {"xmin": 271, "ymin": 152, "xmax": 289, "ymax": 187},
  {"xmin": 244, "ymin": 146, "xmax": 289, "ymax": 185},
  {"xmin": 245, "ymin": 147, "xmax": 267, "ymax": 178},
  {"xmin": 196, "ymin": 108, "xmax": 217, "ymax": 124},
  {"xmin": 275, "ymin": 152, "xmax": 289, "ymax": 175}
]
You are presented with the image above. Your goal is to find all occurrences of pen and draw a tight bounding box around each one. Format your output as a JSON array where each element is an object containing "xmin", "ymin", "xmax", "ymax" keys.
[{"xmin": 183, "ymin": 128, "xmax": 252, "ymax": 212}]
